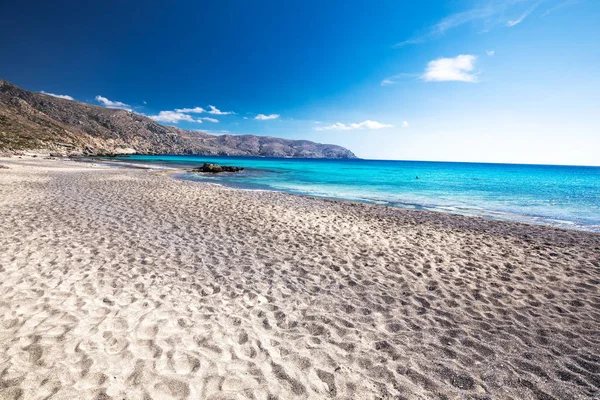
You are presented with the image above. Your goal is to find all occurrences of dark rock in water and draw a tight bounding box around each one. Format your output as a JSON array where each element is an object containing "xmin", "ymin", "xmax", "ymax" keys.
[
  {"xmin": 190, "ymin": 163, "xmax": 244, "ymax": 173},
  {"xmin": 220, "ymin": 165, "xmax": 244, "ymax": 172}
]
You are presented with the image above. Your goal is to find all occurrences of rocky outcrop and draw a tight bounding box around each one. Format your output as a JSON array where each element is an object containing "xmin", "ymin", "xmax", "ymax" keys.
[
  {"xmin": 190, "ymin": 163, "xmax": 244, "ymax": 173},
  {"xmin": 0, "ymin": 79, "xmax": 357, "ymax": 158}
]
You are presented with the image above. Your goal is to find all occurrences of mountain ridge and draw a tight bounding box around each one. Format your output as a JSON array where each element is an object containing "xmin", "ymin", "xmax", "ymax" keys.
[{"xmin": 0, "ymin": 79, "xmax": 356, "ymax": 158}]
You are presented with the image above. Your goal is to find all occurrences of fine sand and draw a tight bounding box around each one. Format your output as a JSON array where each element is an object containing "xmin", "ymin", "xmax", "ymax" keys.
[{"xmin": 1, "ymin": 156, "xmax": 599, "ymax": 400}]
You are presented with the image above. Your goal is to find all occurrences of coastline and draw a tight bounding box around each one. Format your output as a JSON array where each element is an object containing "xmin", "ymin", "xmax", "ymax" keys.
[
  {"xmin": 85, "ymin": 155, "xmax": 600, "ymax": 233},
  {"xmin": 1, "ymin": 155, "xmax": 599, "ymax": 399}
]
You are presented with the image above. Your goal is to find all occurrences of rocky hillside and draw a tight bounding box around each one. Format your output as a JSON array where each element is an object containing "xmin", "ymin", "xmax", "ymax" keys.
[{"xmin": 0, "ymin": 79, "xmax": 356, "ymax": 158}]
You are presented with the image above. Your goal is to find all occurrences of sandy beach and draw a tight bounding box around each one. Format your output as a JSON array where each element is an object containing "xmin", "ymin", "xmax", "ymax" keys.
[{"xmin": 1, "ymin": 156, "xmax": 599, "ymax": 399}]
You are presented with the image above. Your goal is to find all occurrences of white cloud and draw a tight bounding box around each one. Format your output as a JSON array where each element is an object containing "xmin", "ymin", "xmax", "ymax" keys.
[
  {"xmin": 40, "ymin": 91, "xmax": 74, "ymax": 100},
  {"xmin": 317, "ymin": 123, "xmax": 351, "ymax": 131},
  {"xmin": 486, "ymin": 50, "xmax": 496, "ymax": 56},
  {"xmin": 422, "ymin": 55, "xmax": 478, "ymax": 82},
  {"xmin": 255, "ymin": 114, "xmax": 280, "ymax": 120},
  {"xmin": 175, "ymin": 106, "xmax": 206, "ymax": 113},
  {"xmin": 208, "ymin": 105, "xmax": 235, "ymax": 115},
  {"xmin": 148, "ymin": 111, "xmax": 201, "ymax": 124},
  {"xmin": 147, "ymin": 107, "xmax": 222, "ymax": 124},
  {"xmin": 383, "ymin": 55, "xmax": 482, "ymax": 85},
  {"xmin": 403, "ymin": 121, "xmax": 409, "ymax": 127},
  {"xmin": 172, "ymin": 105, "xmax": 234, "ymax": 115},
  {"xmin": 316, "ymin": 120, "xmax": 393, "ymax": 131},
  {"xmin": 95, "ymin": 95, "xmax": 132, "ymax": 111},
  {"xmin": 143, "ymin": 101, "xmax": 147, "ymax": 105}
]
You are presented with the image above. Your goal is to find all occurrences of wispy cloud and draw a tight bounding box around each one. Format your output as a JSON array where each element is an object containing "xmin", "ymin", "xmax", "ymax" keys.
[
  {"xmin": 395, "ymin": 5, "xmax": 497, "ymax": 47},
  {"xmin": 395, "ymin": 0, "xmax": 548, "ymax": 46},
  {"xmin": 208, "ymin": 105, "xmax": 235, "ymax": 115},
  {"xmin": 381, "ymin": 73, "xmax": 420, "ymax": 86},
  {"xmin": 403, "ymin": 121, "xmax": 409, "ymax": 127},
  {"xmin": 506, "ymin": 15, "xmax": 526, "ymax": 26},
  {"xmin": 316, "ymin": 120, "xmax": 393, "ymax": 131},
  {"xmin": 486, "ymin": 50, "xmax": 496, "ymax": 56},
  {"xmin": 40, "ymin": 91, "xmax": 74, "ymax": 100},
  {"xmin": 200, "ymin": 129, "xmax": 232, "ymax": 135},
  {"xmin": 175, "ymin": 106, "xmax": 206, "ymax": 113},
  {"xmin": 199, "ymin": 117, "xmax": 219, "ymax": 123},
  {"xmin": 255, "ymin": 114, "xmax": 280, "ymax": 120},
  {"xmin": 422, "ymin": 55, "xmax": 478, "ymax": 82},
  {"xmin": 542, "ymin": 0, "xmax": 580, "ymax": 16},
  {"xmin": 507, "ymin": 1, "xmax": 543, "ymax": 26},
  {"xmin": 148, "ymin": 111, "xmax": 202, "ymax": 124},
  {"xmin": 95, "ymin": 95, "xmax": 132, "ymax": 111}
]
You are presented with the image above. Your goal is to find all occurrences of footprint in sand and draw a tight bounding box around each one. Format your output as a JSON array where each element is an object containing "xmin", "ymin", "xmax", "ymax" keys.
[
  {"xmin": 153, "ymin": 377, "xmax": 190, "ymax": 400},
  {"xmin": 136, "ymin": 323, "xmax": 159, "ymax": 340},
  {"xmin": 80, "ymin": 372, "xmax": 108, "ymax": 389},
  {"xmin": 134, "ymin": 339, "xmax": 163, "ymax": 359},
  {"xmin": 168, "ymin": 351, "xmax": 201, "ymax": 375},
  {"xmin": 107, "ymin": 316, "xmax": 129, "ymax": 332},
  {"xmin": 104, "ymin": 335, "xmax": 130, "ymax": 355},
  {"xmin": 46, "ymin": 324, "xmax": 70, "ymax": 337},
  {"xmin": 0, "ymin": 387, "xmax": 22, "ymax": 400},
  {"xmin": 36, "ymin": 378, "xmax": 62, "ymax": 399}
]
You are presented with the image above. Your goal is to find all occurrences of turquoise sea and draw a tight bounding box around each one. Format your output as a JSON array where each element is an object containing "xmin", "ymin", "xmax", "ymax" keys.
[{"xmin": 114, "ymin": 155, "xmax": 600, "ymax": 232}]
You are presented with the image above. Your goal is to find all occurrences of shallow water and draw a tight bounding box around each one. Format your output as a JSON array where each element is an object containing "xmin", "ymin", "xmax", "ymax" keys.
[{"xmin": 113, "ymin": 155, "xmax": 600, "ymax": 232}]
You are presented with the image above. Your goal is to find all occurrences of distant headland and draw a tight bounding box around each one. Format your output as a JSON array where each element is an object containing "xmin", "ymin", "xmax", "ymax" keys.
[{"xmin": 0, "ymin": 79, "xmax": 356, "ymax": 159}]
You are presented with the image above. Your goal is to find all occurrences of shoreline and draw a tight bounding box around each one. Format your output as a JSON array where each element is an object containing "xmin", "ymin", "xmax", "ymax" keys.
[
  {"xmin": 15, "ymin": 153, "xmax": 600, "ymax": 237},
  {"xmin": 1, "ymin": 156, "xmax": 600, "ymax": 399},
  {"xmin": 5, "ymin": 153, "xmax": 600, "ymax": 242},
  {"xmin": 179, "ymin": 177, "xmax": 600, "ymax": 235},
  {"xmin": 88, "ymin": 155, "xmax": 600, "ymax": 234},
  {"xmin": 89, "ymin": 155, "xmax": 600, "ymax": 236}
]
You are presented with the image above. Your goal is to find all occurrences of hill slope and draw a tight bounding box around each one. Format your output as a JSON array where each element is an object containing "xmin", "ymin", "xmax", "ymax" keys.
[{"xmin": 0, "ymin": 79, "xmax": 356, "ymax": 158}]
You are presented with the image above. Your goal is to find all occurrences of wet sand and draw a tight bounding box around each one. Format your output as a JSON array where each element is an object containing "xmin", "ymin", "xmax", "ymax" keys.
[{"xmin": 1, "ymin": 156, "xmax": 599, "ymax": 399}]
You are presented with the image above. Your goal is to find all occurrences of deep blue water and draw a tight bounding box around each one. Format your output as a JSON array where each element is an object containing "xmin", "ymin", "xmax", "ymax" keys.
[{"xmin": 114, "ymin": 155, "xmax": 600, "ymax": 232}]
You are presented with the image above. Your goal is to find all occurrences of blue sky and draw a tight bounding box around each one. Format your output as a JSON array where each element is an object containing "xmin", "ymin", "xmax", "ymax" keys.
[{"xmin": 1, "ymin": 0, "xmax": 599, "ymax": 165}]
